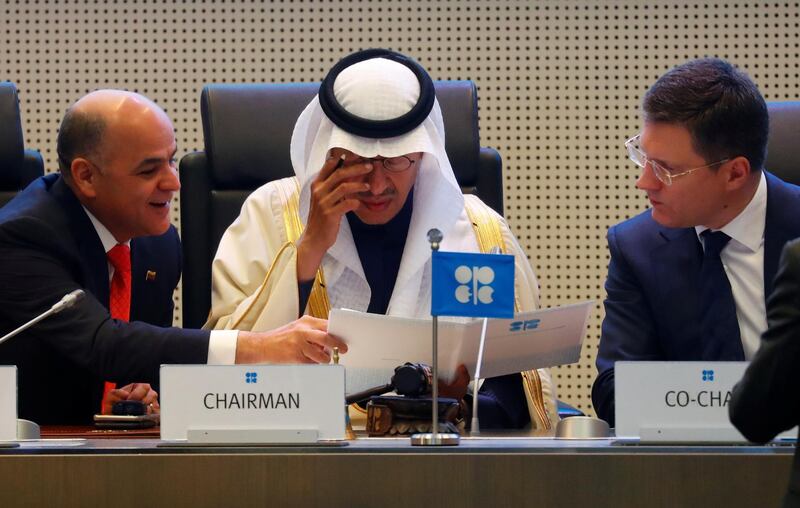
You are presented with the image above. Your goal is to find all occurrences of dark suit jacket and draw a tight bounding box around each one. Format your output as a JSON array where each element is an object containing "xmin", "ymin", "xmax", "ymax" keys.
[
  {"xmin": 593, "ymin": 172, "xmax": 800, "ymax": 426},
  {"xmin": 0, "ymin": 174, "xmax": 210, "ymax": 424},
  {"xmin": 730, "ymin": 238, "xmax": 800, "ymax": 508}
]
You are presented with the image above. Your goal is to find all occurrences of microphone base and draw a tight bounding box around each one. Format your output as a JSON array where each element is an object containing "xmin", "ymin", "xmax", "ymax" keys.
[
  {"xmin": 17, "ymin": 419, "xmax": 40, "ymax": 440},
  {"xmin": 470, "ymin": 416, "xmax": 480, "ymax": 436},
  {"xmin": 410, "ymin": 432, "xmax": 460, "ymax": 446}
]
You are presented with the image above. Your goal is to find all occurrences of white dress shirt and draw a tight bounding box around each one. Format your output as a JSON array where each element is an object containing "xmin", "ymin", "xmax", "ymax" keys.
[
  {"xmin": 695, "ymin": 172, "xmax": 767, "ymax": 360},
  {"xmin": 84, "ymin": 208, "xmax": 237, "ymax": 364}
]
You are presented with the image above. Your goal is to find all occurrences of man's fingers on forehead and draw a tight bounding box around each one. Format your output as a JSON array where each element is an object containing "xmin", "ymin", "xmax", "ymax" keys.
[
  {"xmin": 330, "ymin": 182, "xmax": 370, "ymax": 200},
  {"xmin": 331, "ymin": 199, "xmax": 361, "ymax": 216},
  {"xmin": 318, "ymin": 157, "xmax": 342, "ymax": 178},
  {"xmin": 330, "ymin": 162, "xmax": 372, "ymax": 181}
]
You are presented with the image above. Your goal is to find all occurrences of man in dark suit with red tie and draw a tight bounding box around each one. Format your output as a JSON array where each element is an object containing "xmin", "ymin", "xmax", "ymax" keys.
[{"xmin": 0, "ymin": 90, "xmax": 346, "ymax": 425}]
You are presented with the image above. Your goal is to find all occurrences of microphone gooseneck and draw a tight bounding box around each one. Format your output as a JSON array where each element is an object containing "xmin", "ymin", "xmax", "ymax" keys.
[
  {"xmin": 50, "ymin": 289, "xmax": 86, "ymax": 313},
  {"xmin": 471, "ymin": 246, "xmax": 502, "ymax": 436},
  {"xmin": 0, "ymin": 289, "xmax": 86, "ymax": 346}
]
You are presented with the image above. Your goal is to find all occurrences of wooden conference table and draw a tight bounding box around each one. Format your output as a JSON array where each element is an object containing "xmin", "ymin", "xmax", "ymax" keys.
[{"xmin": 0, "ymin": 427, "xmax": 792, "ymax": 508}]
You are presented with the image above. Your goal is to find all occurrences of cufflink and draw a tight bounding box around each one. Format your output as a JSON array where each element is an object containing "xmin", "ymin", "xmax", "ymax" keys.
[{"xmin": 145, "ymin": 270, "xmax": 157, "ymax": 281}]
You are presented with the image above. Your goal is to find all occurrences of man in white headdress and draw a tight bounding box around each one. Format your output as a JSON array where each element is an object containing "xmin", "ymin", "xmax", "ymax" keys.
[{"xmin": 206, "ymin": 49, "xmax": 558, "ymax": 430}]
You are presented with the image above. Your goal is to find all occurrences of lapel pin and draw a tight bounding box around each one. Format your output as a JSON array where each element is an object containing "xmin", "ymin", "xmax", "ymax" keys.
[{"xmin": 145, "ymin": 270, "xmax": 157, "ymax": 281}]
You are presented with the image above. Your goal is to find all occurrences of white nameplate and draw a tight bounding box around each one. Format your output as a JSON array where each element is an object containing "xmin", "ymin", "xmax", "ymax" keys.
[
  {"xmin": 0, "ymin": 367, "xmax": 16, "ymax": 441},
  {"xmin": 160, "ymin": 365, "xmax": 346, "ymax": 442},
  {"xmin": 616, "ymin": 361, "xmax": 751, "ymax": 442}
]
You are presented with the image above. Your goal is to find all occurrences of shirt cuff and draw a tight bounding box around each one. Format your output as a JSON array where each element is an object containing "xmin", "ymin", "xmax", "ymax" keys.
[{"xmin": 207, "ymin": 330, "xmax": 239, "ymax": 365}]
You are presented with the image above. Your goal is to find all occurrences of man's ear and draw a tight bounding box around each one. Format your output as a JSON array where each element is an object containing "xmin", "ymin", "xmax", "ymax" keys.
[
  {"xmin": 724, "ymin": 156, "xmax": 752, "ymax": 191},
  {"xmin": 69, "ymin": 158, "xmax": 99, "ymax": 199}
]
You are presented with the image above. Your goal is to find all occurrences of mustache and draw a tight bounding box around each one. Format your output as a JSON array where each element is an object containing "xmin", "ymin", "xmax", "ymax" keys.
[{"xmin": 355, "ymin": 189, "xmax": 396, "ymax": 199}]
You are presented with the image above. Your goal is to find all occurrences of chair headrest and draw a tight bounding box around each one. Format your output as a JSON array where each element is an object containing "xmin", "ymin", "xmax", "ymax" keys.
[
  {"xmin": 201, "ymin": 80, "xmax": 481, "ymax": 189},
  {"xmin": 766, "ymin": 101, "xmax": 800, "ymax": 185},
  {"xmin": 0, "ymin": 82, "xmax": 25, "ymax": 186},
  {"xmin": 201, "ymin": 83, "xmax": 315, "ymax": 189}
]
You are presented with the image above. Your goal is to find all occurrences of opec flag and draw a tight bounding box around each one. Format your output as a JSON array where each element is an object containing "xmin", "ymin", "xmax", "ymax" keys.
[{"xmin": 431, "ymin": 251, "xmax": 515, "ymax": 318}]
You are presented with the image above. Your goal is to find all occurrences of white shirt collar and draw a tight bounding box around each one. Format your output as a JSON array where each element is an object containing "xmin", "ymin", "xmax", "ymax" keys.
[
  {"xmin": 82, "ymin": 206, "xmax": 131, "ymax": 253},
  {"xmin": 695, "ymin": 171, "xmax": 766, "ymax": 253}
]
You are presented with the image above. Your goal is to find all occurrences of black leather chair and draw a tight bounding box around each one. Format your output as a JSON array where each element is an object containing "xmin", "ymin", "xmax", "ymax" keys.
[
  {"xmin": 765, "ymin": 101, "xmax": 800, "ymax": 185},
  {"xmin": 179, "ymin": 81, "xmax": 503, "ymax": 329},
  {"xmin": 0, "ymin": 82, "xmax": 44, "ymax": 207}
]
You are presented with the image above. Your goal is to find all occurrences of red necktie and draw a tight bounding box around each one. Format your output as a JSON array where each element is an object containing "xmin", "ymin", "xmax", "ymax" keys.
[
  {"xmin": 102, "ymin": 244, "xmax": 131, "ymax": 412},
  {"xmin": 107, "ymin": 244, "xmax": 131, "ymax": 322}
]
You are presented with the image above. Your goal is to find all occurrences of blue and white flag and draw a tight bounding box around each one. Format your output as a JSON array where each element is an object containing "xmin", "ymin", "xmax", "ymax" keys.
[{"xmin": 431, "ymin": 251, "xmax": 515, "ymax": 318}]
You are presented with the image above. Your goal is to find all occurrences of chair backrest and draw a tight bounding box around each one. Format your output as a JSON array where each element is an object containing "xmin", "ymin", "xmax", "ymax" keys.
[
  {"xmin": 765, "ymin": 101, "xmax": 800, "ymax": 185},
  {"xmin": 0, "ymin": 82, "xmax": 44, "ymax": 207},
  {"xmin": 179, "ymin": 80, "xmax": 503, "ymax": 328}
]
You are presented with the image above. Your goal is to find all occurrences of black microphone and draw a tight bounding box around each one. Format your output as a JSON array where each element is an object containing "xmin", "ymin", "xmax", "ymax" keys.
[
  {"xmin": 0, "ymin": 289, "xmax": 85, "ymax": 346},
  {"xmin": 344, "ymin": 363, "xmax": 433, "ymax": 405},
  {"xmin": 345, "ymin": 383, "xmax": 393, "ymax": 406},
  {"xmin": 391, "ymin": 362, "xmax": 433, "ymax": 397}
]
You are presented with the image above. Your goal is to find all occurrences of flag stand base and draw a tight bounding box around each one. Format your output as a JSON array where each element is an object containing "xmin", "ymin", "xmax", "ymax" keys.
[{"xmin": 410, "ymin": 432, "xmax": 460, "ymax": 446}]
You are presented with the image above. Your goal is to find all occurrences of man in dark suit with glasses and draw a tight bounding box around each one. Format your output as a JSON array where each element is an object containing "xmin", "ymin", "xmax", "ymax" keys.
[{"xmin": 592, "ymin": 58, "xmax": 800, "ymax": 426}]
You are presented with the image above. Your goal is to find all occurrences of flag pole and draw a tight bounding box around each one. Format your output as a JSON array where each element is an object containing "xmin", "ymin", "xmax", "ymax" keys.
[{"xmin": 411, "ymin": 228, "xmax": 459, "ymax": 446}]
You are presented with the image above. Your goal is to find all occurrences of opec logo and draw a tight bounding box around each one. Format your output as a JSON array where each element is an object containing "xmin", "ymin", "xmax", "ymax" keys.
[
  {"xmin": 509, "ymin": 319, "xmax": 541, "ymax": 332},
  {"xmin": 454, "ymin": 265, "xmax": 495, "ymax": 305}
]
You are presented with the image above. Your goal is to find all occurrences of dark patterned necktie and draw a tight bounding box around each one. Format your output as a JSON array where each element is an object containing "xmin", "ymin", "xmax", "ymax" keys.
[{"xmin": 699, "ymin": 230, "xmax": 743, "ymax": 359}]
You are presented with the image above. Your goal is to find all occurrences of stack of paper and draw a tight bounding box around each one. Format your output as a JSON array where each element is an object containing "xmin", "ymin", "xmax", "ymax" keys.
[{"xmin": 327, "ymin": 301, "xmax": 593, "ymax": 394}]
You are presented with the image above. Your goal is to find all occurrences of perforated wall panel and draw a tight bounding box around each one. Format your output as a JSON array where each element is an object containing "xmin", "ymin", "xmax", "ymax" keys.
[{"xmin": 3, "ymin": 0, "xmax": 798, "ymax": 414}]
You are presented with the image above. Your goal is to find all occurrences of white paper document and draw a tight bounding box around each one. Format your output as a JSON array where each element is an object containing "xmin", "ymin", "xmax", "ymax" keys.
[{"xmin": 327, "ymin": 301, "xmax": 593, "ymax": 394}]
